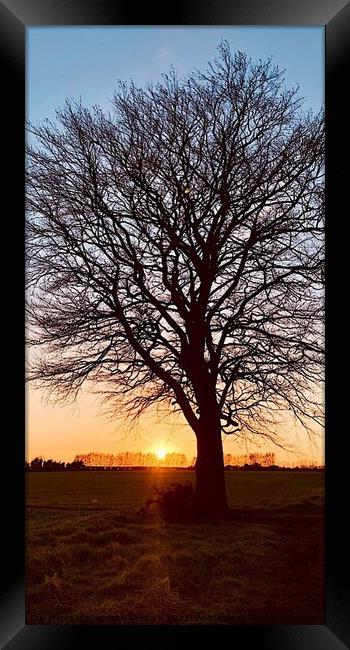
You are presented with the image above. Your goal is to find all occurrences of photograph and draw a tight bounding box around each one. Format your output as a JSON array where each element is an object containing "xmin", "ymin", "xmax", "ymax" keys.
[{"xmin": 25, "ymin": 26, "xmax": 325, "ymax": 626}]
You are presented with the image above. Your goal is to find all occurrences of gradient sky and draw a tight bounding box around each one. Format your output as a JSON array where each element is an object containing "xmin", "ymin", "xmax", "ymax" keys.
[{"xmin": 26, "ymin": 26, "xmax": 324, "ymax": 464}]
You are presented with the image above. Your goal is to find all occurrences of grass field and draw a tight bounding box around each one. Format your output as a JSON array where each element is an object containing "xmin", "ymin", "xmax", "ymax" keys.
[{"xmin": 26, "ymin": 470, "xmax": 324, "ymax": 625}]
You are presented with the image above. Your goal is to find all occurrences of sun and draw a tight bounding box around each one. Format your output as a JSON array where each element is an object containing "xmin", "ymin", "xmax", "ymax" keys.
[{"xmin": 156, "ymin": 448, "xmax": 166, "ymax": 460}]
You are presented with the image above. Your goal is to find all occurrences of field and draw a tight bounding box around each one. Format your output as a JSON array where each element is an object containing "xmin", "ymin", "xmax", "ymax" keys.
[{"xmin": 26, "ymin": 470, "xmax": 324, "ymax": 625}]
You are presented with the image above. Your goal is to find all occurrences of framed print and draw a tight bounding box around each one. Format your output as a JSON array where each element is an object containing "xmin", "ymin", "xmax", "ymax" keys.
[{"xmin": 1, "ymin": 0, "xmax": 349, "ymax": 648}]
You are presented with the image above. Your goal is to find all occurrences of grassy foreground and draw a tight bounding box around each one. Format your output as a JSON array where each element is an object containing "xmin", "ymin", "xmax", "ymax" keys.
[{"xmin": 26, "ymin": 470, "xmax": 324, "ymax": 625}]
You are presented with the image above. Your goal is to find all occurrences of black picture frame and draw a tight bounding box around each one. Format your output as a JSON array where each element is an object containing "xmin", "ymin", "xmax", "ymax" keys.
[{"xmin": 1, "ymin": 1, "xmax": 349, "ymax": 647}]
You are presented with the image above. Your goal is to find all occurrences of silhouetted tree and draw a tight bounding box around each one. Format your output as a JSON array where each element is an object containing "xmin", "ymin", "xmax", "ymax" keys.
[
  {"xmin": 66, "ymin": 460, "xmax": 85, "ymax": 471},
  {"xmin": 42, "ymin": 458, "xmax": 66, "ymax": 471},
  {"xmin": 30, "ymin": 457, "xmax": 43, "ymax": 471},
  {"xmin": 27, "ymin": 457, "xmax": 85, "ymax": 471},
  {"xmin": 26, "ymin": 44, "xmax": 324, "ymax": 516}
]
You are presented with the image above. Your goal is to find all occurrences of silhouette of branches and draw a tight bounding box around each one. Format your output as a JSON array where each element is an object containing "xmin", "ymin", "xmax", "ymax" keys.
[{"xmin": 26, "ymin": 43, "xmax": 324, "ymax": 445}]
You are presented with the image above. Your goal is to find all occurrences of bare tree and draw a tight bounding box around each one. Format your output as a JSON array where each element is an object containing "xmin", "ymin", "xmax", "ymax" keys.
[{"xmin": 26, "ymin": 43, "xmax": 324, "ymax": 516}]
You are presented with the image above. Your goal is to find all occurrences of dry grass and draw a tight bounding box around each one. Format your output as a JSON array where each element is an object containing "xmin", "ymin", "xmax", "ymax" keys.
[{"xmin": 26, "ymin": 470, "xmax": 324, "ymax": 625}]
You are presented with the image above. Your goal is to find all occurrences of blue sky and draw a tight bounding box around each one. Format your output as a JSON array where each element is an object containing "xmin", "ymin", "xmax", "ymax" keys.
[{"xmin": 27, "ymin": 26, "xmax": 324, "ymax": 125}]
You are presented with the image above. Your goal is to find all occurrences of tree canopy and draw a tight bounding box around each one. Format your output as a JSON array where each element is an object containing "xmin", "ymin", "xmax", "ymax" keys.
[{"xmin": 26, "ymin": 43, "xmax": 324, "ymax": 455}]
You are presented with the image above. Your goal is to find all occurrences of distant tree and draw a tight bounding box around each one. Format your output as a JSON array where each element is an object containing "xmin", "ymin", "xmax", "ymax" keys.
[
  {"xmin": 26, "ymin": 43, "xmax": 324, "ymax": 516},
  {"xmin": 42, "ymin": 459, "xmax": 66, "ymax": 471},
  {"xmin": 65, "ymin": 459, "xmax": 85, "ymax": 471},
  {"xmin": 30, "ymin": 457, "xmax": 43, "ymax": 472},
  {"xmin": 263, "ymin": 452, "xmax": 276, "ymax": 467},
  {"xmin": 28, "ymin": 457, "xmax": 66, "ymax": 471},
  {"xmin": 224, "ymin": 453, "xmax": 233, "ymax": 466}
]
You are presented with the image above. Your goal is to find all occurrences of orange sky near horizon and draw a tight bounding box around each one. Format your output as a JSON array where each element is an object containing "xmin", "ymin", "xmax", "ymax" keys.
[{"xmin": 26, "ymin": 385, "xmax": 324, "ymax": 466}]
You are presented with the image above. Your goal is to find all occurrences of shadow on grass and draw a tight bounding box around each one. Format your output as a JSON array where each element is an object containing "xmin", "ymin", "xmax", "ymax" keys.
[{"xmin": 138, "ymin": 481, "xmax": 324, "ymax": 525}]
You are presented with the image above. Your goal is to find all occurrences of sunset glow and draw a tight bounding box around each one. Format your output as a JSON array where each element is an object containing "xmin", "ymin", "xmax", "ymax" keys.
[{"xmin": 156, "ymin": 448, "xmax": 167, "ymax": 460}]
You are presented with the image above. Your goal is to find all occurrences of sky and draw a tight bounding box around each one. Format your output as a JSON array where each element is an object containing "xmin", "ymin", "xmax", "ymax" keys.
[{"xmin": 26, "ymin": 26, "xmax": 324, "ymax": 464}]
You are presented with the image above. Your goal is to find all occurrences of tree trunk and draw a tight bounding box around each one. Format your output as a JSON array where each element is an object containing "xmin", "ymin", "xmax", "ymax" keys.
[{"xmin": 194, "ymin": 422, "xmax": 229, "ymax": 517}]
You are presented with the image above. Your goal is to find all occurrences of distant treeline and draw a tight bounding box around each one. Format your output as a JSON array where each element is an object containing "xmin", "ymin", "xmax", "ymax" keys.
[
  {"xmin": 74, "ymin": 451, "xmax": 277, "ymax": 468},
  {"xmin": 25, "ymin": 458, "xmax": 85, "ymax": 472},
  {"xmin": 25, "ymin": 456, "xmax": 324, "ymax": 472},
  {"xmin": 75, "ymin": 451, "xmax": 188, "ymax": 468},
  {"xmin": 225, "ymin": 463, "xmax": 324, "ymax": 472}
]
